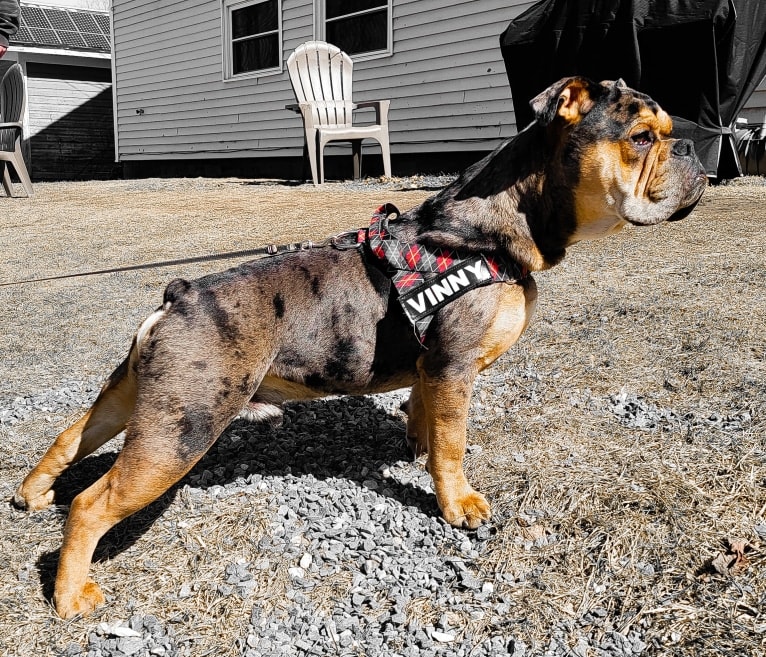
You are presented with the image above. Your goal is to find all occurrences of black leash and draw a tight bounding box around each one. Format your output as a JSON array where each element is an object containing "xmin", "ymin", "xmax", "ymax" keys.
[{"xmin": 0, "ymin": 232, "xmax": 362, "ymax": 288}]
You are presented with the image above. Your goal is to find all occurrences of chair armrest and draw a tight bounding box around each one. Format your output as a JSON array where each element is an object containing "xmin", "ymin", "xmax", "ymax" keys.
[
  {"xmin": 297, "ymin": 102, "xmax": 318, "ymax": 129},
  {"xmin": 0, "ymin": 121, "xmax": 23, "ymax": 130},
  {"xmin": 354, "ymin": 100, "xmax": 390, "ymax": 126},
  {"xmin": 285, "ymin": 102, "xmax": 318, "ymax": 129}
]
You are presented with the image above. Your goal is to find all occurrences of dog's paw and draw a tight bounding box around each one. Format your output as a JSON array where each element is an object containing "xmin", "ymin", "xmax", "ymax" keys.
[
  {"xmin": 12, "ymin": 487, "xmax": 54, "ymax": 511},
  {"xmin": 55, "ymin": 579, "xmax": 106, "ymax": 619},
  {"xmin": 441, "ymin": 489, "xmax": 491, "ymax": 529},
  {"xmin": 237, "ymin": 402, "xmax": 283, "ymax": 426}
]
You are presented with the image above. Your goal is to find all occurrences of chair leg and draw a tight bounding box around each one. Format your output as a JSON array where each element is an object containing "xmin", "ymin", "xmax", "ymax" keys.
[
  {"xmin": 13, "ymin": 147, "xmax": 33, "ymax": 196},
  {"xmin": 379, "ymin": 132, "xmax": 392, "ymax": 179},
  {"xmin": 1, "ymin": 163, "xmax": 12, "ymax": 197},
  {"xmin": 309, "ymin": 142, "xmax": 320, "ymax": 187},
  {"xmin": 319, "ymin": 134, "xmax": 329, "ymax": 185},
  {"xmin": 351, "ymin": 140, "xmax": 362, "ymax": 180},
  {"xmin": 305, "ymin": 128, "xmax": 319, "ymax": 186}
]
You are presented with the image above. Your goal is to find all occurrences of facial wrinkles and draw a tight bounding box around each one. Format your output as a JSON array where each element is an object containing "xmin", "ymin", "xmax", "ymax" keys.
[
  {"xmin": 647, "ymin": 139, "xmax": 670, "ymax": 201},
  {"xmin": 635, "ymin": 140, "xmax": 660, "ymax": 200}
]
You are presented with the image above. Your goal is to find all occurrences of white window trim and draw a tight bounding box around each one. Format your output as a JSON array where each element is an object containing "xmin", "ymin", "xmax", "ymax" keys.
[
  {"xmin": 222, "ymin": 0, "xmax": 283, "ymax": 81},
  {"xmin": 313, "ymin": 0, "xmax": 392, "ymax": 62}
]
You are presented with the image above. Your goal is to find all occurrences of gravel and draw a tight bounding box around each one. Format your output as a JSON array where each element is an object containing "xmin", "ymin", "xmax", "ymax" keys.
[
  {"xmin": 6, "ymin": 377, "xmax": 665, "ymax": 657},
  {"xmin": 3, "ymin": 176, "xmax": 763, "ymax": 657}
]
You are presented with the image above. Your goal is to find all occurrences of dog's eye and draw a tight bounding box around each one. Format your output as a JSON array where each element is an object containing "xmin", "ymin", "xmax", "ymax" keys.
[{"xmin": 631, "ymin": 131, "xmax": 654, "ymax": 146}]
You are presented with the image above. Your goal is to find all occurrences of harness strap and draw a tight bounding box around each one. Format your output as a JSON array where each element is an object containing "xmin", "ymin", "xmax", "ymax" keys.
[{"xmin": 362, "ymin": 203, "xmax": 528, "ymax": 343}]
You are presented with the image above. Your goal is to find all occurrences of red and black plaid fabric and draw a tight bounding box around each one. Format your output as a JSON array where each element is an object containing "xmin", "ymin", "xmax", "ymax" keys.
[{"xmin": 358, "ymin": 203, "xmax": 528, "ymax": 342}]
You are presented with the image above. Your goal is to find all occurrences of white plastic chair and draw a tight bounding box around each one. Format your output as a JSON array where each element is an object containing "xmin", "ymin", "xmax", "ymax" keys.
[
  {"xmin": 286, "ymin": 41, "xmax": 391, "ymax": 185},
  {"xmin": 0, "ymin": 63, "xmax": 33, "ymax": 197}
]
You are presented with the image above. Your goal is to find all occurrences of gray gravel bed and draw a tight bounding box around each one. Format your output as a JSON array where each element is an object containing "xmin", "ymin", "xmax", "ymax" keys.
[
  {"xmin": 8, "ymin": 376, "xmax": 660, "ymax": 657},
  {"xmin": 5, "ymin": 175, "xmax": 758, "ymax": 656}
]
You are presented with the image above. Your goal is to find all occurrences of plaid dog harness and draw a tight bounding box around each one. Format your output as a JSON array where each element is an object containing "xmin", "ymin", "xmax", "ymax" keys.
[{"xmin": 358, "ymin": 203, "xmax": 528, "ymax": 343}]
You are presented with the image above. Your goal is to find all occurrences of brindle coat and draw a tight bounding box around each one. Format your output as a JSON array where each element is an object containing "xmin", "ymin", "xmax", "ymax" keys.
[{"xmin": 15, "ymin": 77, "xmax": 707, "ymax": 619}]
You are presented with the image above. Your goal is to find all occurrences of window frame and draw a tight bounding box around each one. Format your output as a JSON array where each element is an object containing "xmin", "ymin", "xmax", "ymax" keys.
[
  {"xmin": 222, "ymin": 0, "xmax": 283, "ymax": 81},
  {"xmin": 313, "ymin": 0, "xmax": 393, "ymax": 62}
]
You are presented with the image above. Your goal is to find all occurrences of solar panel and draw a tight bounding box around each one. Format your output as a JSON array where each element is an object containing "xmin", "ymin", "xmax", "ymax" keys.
[
  {"xmin": 70, "ymin": 12, "xmax": 98, "ymax": 33},
  {"xmin": 28, "ymin": 26, "xmax": 60, "ymax": 46},
  {"xmin": 20, "ymin": 6, "xmax": 49, "ymax": 29},
  {"xmin": 14, "ymin": 24, "xmax": 33, "ymax": 42},
  {"xmin": 45, "ymin": 8, "xmax": 77, "ymax": 31},
  {"xmin": 11, "ymin": 5, "xmax": 111, "ymax": 53},
  {"xmin": 94, "ymin": 14, "xmax": 111, "ymax": 36}
]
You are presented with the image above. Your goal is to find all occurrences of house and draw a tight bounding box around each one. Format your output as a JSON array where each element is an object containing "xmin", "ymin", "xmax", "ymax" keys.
[
  {"xmin": 739, "ymin": 82, "xmax": 766, "ymax": 129},
  {"xmin": 7, "ymin": 0, "xmax": 114, "ymax": 180},
  {"xmin": 111, "ymin": 0, "xmax": 539, "ymax": 179},
  {"xmin": 109, "ymin": 0, "xmax": 766, "ymax": 180}
]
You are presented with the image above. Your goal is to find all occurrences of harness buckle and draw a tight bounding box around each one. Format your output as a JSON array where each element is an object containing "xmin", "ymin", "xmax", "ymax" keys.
[{"xmin": 330, "ymin": 230, "xmax": 364, "ymax": 250}]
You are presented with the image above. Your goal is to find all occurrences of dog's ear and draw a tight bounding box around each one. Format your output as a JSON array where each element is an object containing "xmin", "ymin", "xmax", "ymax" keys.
[{"xmin": 530, "ymin": 76, "xmax": 597, "ymax": 126}]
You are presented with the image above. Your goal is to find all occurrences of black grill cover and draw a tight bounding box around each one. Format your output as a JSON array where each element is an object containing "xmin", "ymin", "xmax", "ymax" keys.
[{"xmin": 500, "ymin": 0, "xmax": 766, "ymax": 178}]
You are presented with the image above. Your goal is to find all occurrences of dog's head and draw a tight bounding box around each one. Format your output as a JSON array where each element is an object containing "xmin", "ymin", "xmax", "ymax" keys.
[{"xmin": 531, "ymin": 77, "xmax": 707, "ymax": 242}]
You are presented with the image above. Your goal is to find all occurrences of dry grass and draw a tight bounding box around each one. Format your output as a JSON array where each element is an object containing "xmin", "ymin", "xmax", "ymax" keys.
[
  {"xmin": 0, "ymin": 176, "xmax": 764, "ymax": 656},
  {"xmin": 463, "ymin": 179, "xmax": 766, "ymax": 653}
]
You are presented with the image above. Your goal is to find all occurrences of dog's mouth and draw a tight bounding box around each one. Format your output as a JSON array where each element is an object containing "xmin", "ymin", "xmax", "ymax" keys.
[
  {"xmin": 666, "ymin": 197, "xmax": 701, "ymax": 222},
  {"xmin": 623, "ymin": 199, "xmax": 698, "ymax": 226},
  {"xmin": 667, "ymin": 171, "xmax": 708, "ymax": 222},
  {"xmin": 624, "ymin": 171, "xmax": 706, "ymax": 226}
]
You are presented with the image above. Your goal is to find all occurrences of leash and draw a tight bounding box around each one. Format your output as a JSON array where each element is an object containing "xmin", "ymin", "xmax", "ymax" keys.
[
  {"xmin": 0, "ymin": 232, "xmax": 362, "ymax": 288},
  {"xmin": 5, "ymin": 204, "xmax": 529, "ymax": 349}
]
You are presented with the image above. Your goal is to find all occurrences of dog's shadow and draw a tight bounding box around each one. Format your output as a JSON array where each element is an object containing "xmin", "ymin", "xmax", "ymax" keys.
[{"xmin": 37, "ymin": 395, "xmax": 437, "ymax": 600}]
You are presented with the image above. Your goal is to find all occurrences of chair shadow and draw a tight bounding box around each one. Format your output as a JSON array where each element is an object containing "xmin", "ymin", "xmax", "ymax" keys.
[
  {"xmin": 393, "ymin": 185, "xmax": 446, "ymax": 192},
  {"xmin": 239, "ymin": 179, "xmax": 308, "ymax": 188},
  {"xmin": 35, "ymin": 395, "xmax": 438, "ymax": 601}
]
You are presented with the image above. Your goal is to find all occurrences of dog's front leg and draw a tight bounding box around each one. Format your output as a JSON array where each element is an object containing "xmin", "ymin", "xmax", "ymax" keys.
[
  {"xmin": 418, "ymin": 372, "xmax": 489, "ymax": 529},
  {"xmin": 402, "ymin": 381, "xmax": 429, "ymax": 457}
]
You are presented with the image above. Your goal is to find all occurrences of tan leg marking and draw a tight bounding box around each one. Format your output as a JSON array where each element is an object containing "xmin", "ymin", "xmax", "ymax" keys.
[
  {"xmin": 420, "ymin": 280, "xmax": 537, "ymax": 529},
  {"xmin": 419, "ymin": 374, "xmax": 488, "ymax": 529},
  {"xmin": 403, "ymin": 381, "xmax": 429, "ymax": 457},
  {"xmin": 53, "ymin": 445, "xmax": 203, "ymax": 619},
  {"xmin": 476, "ymin": 278, "xmax": 537, "ymax": 372},
  {"xmin": 14, "ymin": 358, "xmax": 137, "ymax": 511}
]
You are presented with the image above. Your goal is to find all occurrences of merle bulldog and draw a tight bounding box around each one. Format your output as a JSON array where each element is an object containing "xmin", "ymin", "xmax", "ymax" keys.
[{"xmin": 14, "ymin": 77, "xmax": 707, "ymax": 618}]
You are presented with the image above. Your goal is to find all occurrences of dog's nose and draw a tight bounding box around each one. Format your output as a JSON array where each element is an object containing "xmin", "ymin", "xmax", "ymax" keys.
[{"xmin": 671, "ymin": 138, "xmax": 694, "ymax": 158}]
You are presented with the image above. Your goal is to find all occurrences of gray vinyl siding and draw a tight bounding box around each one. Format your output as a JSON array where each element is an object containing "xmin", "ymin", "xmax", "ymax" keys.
[
  {"xmin": 741, "ymin": 78, "xmax": 766, "ymax": 125},
  {"xmin": 26, "ymin": 63, "xmax": 115, "ymax": 180},
  {"xmin": 112, "ymin": 0, "xmax": 535, "ymax": 161},
  {"xmin": 113, "ymin": 0, "xmax": 765, "ymax": 163}
]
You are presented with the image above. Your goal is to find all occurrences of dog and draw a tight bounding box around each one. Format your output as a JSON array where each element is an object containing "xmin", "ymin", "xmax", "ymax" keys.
[{"xmin": 14, "ymin": 77, "xmax": 706, "ymax": 619}]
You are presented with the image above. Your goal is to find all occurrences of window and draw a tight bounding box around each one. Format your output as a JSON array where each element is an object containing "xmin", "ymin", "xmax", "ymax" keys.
[
  {"xmin": 316, "ymin": 0, "xmax": 391, "ymax": 59},
  {"xmin": 223, "ymin": 0, "xmax": 281, "ymax": 79}
]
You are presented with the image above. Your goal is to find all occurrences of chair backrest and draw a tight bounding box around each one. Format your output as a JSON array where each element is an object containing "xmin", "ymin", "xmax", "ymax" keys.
[
  {"xmin": 1, "ymin": 63, "xmax": 25, "ymax": 123},
  {"xmin": 0, "ymin": 63, "xmax": 25, "ymax": 151},
  {"xmin": 287, "ymin": 41, "xmax": 354, "ymax": 128}
]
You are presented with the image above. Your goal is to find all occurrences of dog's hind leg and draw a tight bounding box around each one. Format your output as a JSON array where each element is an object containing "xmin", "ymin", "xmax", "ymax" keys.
[
  {"xmin": 51, "ymin": 380, "xmax": 246, "ymax": 619},
  {"xmin": 14, "ymin": 349, "xmax": 139, "ymax": 511}
]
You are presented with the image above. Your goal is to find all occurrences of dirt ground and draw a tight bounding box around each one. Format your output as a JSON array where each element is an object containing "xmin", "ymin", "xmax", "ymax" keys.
[{"xmin": 0, "ymin": 175, "xmax": 764, "ymax": 656}]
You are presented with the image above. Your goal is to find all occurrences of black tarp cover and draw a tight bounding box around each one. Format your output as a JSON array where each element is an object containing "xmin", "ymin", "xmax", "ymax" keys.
[{"xmin": 500, "ymin": 0, "xmax": 766, "ymax": 178}]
